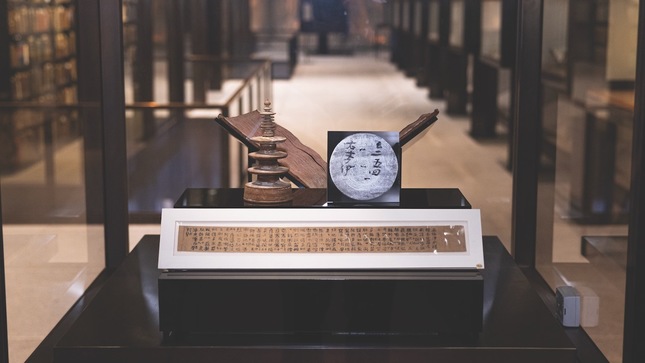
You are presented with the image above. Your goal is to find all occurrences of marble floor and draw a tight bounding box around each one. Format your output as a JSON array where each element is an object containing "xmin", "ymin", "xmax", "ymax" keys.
[{"xmin": 1, "ymin": 52, "xmax": 625, "ymax": 362}]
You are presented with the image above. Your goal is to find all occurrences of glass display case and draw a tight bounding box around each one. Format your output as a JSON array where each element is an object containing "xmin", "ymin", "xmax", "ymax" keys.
[
  {"xmin": 3, "ymin": 2, "xmax": 645, "ymax": 362},
  {"xmin": 605, "ymin": 0, "xmax": 638, "ymax": 83},
  {"xmin": 414, "ymin": 0, "xmax": 423, "ymax": 37},
  {"xmin": 446, "ymin": 0, "xmax": 481, "ymax": 54},
  {"xmin": 0, "ymin": 1, "xmax": 125, "ymax": 361},
  {"xmin": 541, "ymin": 0, "xmax": 569, "ymax": 85},
  {"xmin": 480, "ymin": 0, "xmax": 501, "ymax": 61},
  {"xmin": 470, "ymin": 0, "xmax": 516, "ymax": 142},
  {"xmin": 1, "ymin": 0, "xmax": 79, "ymax": 171},
  {"xmin": 427, "ymin": 0, "xmax": 440, "ymax": 42},
  {"xmin": 423, "ymin": 0, "xmax": 448, "ymax": 99},
  {"xmin": 537, "ymin": 1, "xmax": 640, "ymax": 362}
]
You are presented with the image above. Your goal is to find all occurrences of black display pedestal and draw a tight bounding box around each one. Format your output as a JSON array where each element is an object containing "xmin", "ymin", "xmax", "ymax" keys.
[
  {"xmin": 160, "ymin": 270, "xmax": 484, "ymax": 341},
  {"xmin": 161, "ymin": 188, "xmax": 481, "ymax": 339},
  {"xmin": 41, "ymin": 189, "xmax": 576, "ymax": 363},
  {"xmin": 49, "ymin": 236, "xmax": 576, "ymax": 363}
]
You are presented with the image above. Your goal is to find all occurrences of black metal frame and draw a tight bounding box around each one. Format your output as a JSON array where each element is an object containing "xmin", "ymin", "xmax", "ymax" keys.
[
  {"xmin": 623, "ymin": 0, "xmax": 645, "ymax": 361},
  {"xmin": 511, "ymin": 0, "xmax": 542, "ymax": 268},
  {"xmin": 98, "ymin": 0, "xmax": 130, "ymax": 271},
  {"xmin": 499, "ymin": 0, "xmax": 518, "ymax": 68}
]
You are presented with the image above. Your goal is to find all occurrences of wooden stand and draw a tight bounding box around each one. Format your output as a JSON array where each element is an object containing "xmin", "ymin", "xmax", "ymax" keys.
[{"xmin": 216, "ymin": 109, "xmax": 439, "ymax": 189}]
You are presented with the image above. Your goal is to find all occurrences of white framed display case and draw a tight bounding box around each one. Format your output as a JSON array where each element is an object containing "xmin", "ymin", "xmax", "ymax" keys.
[{"xmin": 159, "ymin": 208, "xmax": 484, "ymax": 270}]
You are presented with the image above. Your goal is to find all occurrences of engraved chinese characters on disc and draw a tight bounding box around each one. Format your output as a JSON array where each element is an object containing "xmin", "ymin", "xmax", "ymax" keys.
[{"xmin": 329, "ymin": 133, "xmax": 399, "ymax": 200}]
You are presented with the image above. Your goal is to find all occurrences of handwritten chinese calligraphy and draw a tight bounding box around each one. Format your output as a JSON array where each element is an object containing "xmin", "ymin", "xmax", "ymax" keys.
[
  {"xmin": 329, "ymin": 133, "xmax": 399, "ymax": 201},
  {"xmin": 177, "ymin": 225, "xmax": 467, "ymax": 253}
]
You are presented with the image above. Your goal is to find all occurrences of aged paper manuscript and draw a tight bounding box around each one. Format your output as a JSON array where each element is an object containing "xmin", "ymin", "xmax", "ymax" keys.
[{"xmin": 177, "ymin": 225, "xmax": 467, "ymax": 253}]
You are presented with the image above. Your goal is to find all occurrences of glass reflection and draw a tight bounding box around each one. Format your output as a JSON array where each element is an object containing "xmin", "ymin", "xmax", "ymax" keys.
[
  {"xmin": 1, "ymin": 0, "xmax": 105, "ymax": 361},
  {"xmin": 537, "ymin": 0, "xmax": 639, "ymax": 361}
]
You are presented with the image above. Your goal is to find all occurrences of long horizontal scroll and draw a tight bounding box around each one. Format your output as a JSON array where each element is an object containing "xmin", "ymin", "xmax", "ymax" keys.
[{"xmin": 177, "ymin": 225, "xmax": 467, "ymax": 253}]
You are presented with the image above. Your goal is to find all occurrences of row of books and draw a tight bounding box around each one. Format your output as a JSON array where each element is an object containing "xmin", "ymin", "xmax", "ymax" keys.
[
  {"xmin": 11, "ymin": 60, "xmax": 77, "ymax": 102},
  {"xmin": 8, "ymin": 4, "xmax": 74, "ymax": 35},
  {"xmin": 9, "ymin": 31, "xmax": 76, "ymax": 68}
]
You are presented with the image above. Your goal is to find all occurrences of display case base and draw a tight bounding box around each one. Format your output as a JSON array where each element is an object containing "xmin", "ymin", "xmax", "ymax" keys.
[
  {"xmin": 160, "ymin": 187, "xmax": 482, "ymax": 338},
  {"xmin": 159, "ymin": 270, "xmax": 483, "ymax": 340},
  {"xmin": 44, "ymin": 236, "xmax": 577, "ymax": 363}
]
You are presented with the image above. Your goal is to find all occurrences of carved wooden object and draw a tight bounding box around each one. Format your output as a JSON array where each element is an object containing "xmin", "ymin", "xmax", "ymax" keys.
[
  {"xmin": 243, "ymin": 101, "xmax": 293, "ymax": 204},
  {"xmin": 216, "ymin": 108, "xmax": 439, "ymax": 189},
  {"xmin": 216, "ymin": 109, "xmax": 328, "ymax": 188}
]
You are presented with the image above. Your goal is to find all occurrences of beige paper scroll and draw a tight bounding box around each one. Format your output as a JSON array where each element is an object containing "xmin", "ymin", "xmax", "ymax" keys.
[{"xmin": 177, "ymin": 225, "xmax": 467, "ymax": 253}]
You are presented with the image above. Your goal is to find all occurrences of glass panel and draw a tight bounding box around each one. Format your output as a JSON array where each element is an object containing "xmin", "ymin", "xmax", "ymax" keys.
[
  {"xmin": 0, "ymin": 0, "xmax": 106, "ymax": 361},
  {"xmin": 541, "ymin": 0, "xmax": 569, "ymax": 82},
  {"xmin": 538, "ymin": 0, "xmax": 639, "ymax": 361},
  {"xmin": 123, "ymin": 1, "xmax": 274, "ymax": 220},
  {"xmin": 120, "ymin": 0, "xmax": 514, "ymax": 256},
  {"xmin": 481, "ymin": 0, "xmax": 501, "ymax": 60}
]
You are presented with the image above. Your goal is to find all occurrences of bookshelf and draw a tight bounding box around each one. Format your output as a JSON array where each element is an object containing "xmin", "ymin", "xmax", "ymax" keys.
[{"xmin": 1, "ymin": 0, "xmax": 79, "ymax": 171}]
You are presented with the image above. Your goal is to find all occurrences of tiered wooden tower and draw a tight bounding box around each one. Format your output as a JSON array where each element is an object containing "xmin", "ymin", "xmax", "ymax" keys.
[{"xmin": 243, "ymin": 100, "xmax": 293, "ymax": 204}]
